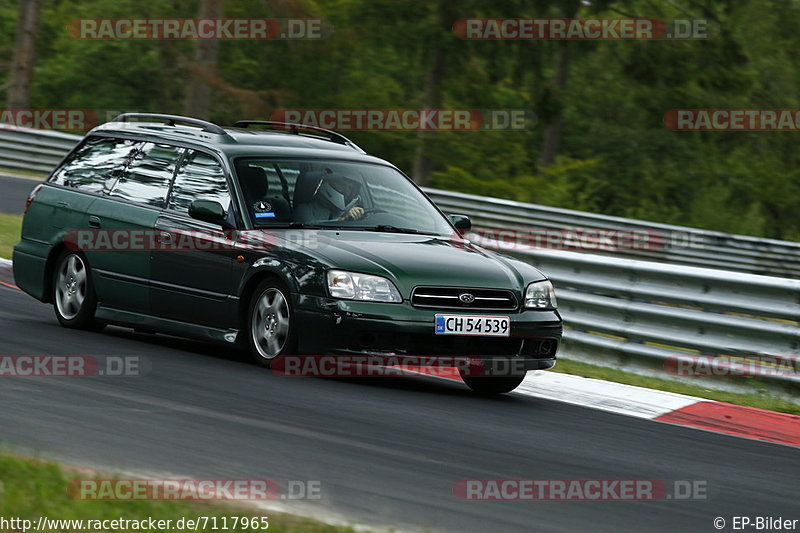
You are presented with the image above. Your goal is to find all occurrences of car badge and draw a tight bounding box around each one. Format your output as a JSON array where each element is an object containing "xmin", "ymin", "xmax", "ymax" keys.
[{"xmin": 459, "ymin": 293, "xmax": 475, "ymax": 304}]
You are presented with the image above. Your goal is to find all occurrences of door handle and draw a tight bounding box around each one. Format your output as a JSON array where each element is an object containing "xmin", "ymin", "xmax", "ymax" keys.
[
  {"xmin": 158, "ymin": 231, "xmax": 173, "ymax": 244},
  {"xmin": 88, "ymin": 216, "xmax": 101, "ymax": 228}
]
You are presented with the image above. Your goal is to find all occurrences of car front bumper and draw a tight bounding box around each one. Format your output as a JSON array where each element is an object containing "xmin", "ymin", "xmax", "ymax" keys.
[{"xmin": 293, "ymin": 295, "xmax": 562, "ymax": 371}]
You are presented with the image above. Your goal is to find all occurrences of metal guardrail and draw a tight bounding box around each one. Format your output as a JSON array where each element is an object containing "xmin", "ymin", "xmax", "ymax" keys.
[
  {"xmin": 1, "ymin": 126, "xmax": 798, "ymax": 392},
  {"xmin": 424, "ymin": 188, "xmax": 800, "ymax": 279},
  {"xmin": 0, "ymin": 127, "xmax": 83, "ymax": 174},
  {"xmin": 512, "ymin": 248, "xmax": 800, "ymax": 393}
]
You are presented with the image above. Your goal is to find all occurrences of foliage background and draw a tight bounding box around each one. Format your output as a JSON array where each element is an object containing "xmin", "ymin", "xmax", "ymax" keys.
[{"xmin": 1, "ymin": 0, "xmax": 798, "ymax": 240}]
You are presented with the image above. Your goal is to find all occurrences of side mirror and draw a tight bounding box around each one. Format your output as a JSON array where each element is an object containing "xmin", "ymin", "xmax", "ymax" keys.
[
  {"xmin": 189, "ymin": 199, "xmax": 226, "ymax": 224},
  {"xmin": 448, "ymin": 214, "xmax": 471, "ymax": 233}
]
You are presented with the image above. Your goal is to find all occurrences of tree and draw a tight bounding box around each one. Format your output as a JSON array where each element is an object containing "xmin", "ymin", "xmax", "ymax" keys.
[
  {"xmin": 410, "ymin": 0, "xmax": 453, "ymax": 185},
  {"xmin": 183, "ymin": 0, "xmax": 224, "ymax": 119},
  {"xmin": 7, "ymin": 0, "xmax": 42, "ymax": 109},
  {"xmin": 538, "ymin": 0, "xmax": 580, "ymax": 167}
]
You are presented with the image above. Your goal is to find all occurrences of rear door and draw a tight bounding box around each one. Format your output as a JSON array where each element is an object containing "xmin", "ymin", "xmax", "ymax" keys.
[
  {"xmin": 149, "ymin": 150, "xmax": 239, "ymax": 328},
  {"xmin": 86, "ymin": 141, "xmax": 182, "ymax": 314},
  {"xmin": 46, "ymin": 136, "xmax": 137, "ymax": 239}
]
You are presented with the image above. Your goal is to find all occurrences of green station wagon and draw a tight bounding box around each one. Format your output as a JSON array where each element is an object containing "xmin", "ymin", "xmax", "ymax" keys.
[{"xmin": 13, "ymin": 114, "xmax": 562, "ymax": 393}]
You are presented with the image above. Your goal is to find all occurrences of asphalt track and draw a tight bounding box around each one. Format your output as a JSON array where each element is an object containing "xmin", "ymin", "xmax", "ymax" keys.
[
  {"xmin": 0, "ymin": 173, "xmax": 40, "ymax": 214},
  {"xmin": 0, "ymin": 284, "xmax": 798, "ymax": 532}
]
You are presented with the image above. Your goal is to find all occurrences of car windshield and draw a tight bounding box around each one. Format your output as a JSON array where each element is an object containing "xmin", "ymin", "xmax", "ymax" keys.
[{"xmin": 233, "ymin": 158, "xmax": 454, "ymax": 235}]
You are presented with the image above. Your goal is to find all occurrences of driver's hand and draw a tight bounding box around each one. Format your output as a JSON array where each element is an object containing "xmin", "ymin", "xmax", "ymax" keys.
[{"xmin": 341, "ymin": 206, "xmax": 365, "ymax": 221}]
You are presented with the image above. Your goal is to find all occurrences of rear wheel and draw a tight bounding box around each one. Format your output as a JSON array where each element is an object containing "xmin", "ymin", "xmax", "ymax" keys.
[
  {"xmin": 52, "ymin": 251, "xmax": 103, "ymax": 330},
  {"xmin": 246, "ymin": 279, "xmax": 296, "ymax": 367},
  {"xmin": 461, "ymin": 373, "xmax": 526, "ymax": 394}
]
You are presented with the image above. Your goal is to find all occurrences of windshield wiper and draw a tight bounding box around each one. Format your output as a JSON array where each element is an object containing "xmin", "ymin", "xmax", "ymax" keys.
[
  {"xmin": 354, "ymin": 225, "xmax": 439, "ymax": 236},
  {"xmin": 254, "ymin": 222, "xmax": 335, "ymax": 230}
]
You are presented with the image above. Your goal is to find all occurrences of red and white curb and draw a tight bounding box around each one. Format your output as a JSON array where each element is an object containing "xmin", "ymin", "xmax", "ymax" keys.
[
  {"xmin": 415, "ymin": 368, "xmax": 800, "ymax": 448},
  {"xmin": 519, "ymin": 372, "xmax": 800, "ymax": 448},
  {"xmin": 2, "ymin": 259, "xmax": 797, "ymax": 448},
  {"xmin": 0, "ymin": 258, "xmax": 16, "ymax": 290}
]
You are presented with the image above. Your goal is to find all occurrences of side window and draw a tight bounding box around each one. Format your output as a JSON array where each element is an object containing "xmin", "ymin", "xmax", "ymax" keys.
[
  {"xmin": 109, "ymin": 142, "xmax": 183, "ymax": 207},
  {"xmin": 50, "ymin": 137, "xmax": 138, "ymax": 194},
  {"xmin": 167, "ymin": 150, "xmax": 231, "ymax": 215}
]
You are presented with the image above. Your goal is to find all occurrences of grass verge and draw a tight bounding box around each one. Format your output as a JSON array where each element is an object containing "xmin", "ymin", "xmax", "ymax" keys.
[
  {"xmin": 0, "ymin": 213, "xmax": 22, "ymax": 259},
  {"xmin": 553, "ymin": 358, "xmax": 800, "ymax": 415},
  {"xmin": 0, "ymin": 168, "xmax": 47, "ymax": 180},
  {"xmin": 0, "ymin": 454, "xmax": 357, "ymax": 532}
]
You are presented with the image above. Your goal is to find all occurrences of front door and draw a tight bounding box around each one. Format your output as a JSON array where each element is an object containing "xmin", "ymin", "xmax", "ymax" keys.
[{"xmin": 150, "ymin": 150, "xmax": 238, "ymax": 328}]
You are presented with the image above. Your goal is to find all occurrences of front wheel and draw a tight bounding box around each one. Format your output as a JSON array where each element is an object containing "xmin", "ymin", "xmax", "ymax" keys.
[
  {"xmin": 52, "ymin": 251, "xmax": 103, "ymax": 330},
  {"xmin": 461, "ymin": 374, "xmax": 526, "ymax": 394},
  {"xmin": 246, "ymin": 279, "xmax": 297, "ymax": 367}
]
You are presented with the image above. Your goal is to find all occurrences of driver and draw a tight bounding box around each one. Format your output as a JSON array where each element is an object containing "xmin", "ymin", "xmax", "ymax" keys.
[{"xmin": 294, "ymin": 170, "xmax": 366, "ymax": 222}]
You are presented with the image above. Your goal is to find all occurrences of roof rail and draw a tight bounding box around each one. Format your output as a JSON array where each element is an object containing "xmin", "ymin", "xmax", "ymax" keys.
[
  {"xmin": 110, "ymin": 113, "xmax": 228, "ymax": 135},
  {"xmin": 232, "ymin": 121, "xmax": 364, "ymax": 152}
]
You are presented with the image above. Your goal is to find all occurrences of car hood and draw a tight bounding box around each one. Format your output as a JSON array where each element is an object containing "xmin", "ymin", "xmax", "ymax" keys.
[{"xmin": 274, "ymin": 230, "xmax": 547, "ymax": 296}]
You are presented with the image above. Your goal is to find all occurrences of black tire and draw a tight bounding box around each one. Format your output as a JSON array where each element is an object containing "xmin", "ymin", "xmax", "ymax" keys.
[
  {"xmin": 246, "ymin": 278, "xmax": 297, "ymax": 367},
  {"xmin": 52, "ymin": 251, "xmax": 104, "ymax": 330},
  {"xmin": 461, "ymin": 374, "xmax": 526, "ymax": 394}
]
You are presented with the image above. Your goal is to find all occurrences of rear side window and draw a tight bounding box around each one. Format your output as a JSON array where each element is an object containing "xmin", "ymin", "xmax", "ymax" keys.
[
  {"xmin": 50, "ymin": 137, "xmax": 138, "ymax": 194},
  {"xmin": 109, "ymin": 142, "xmax": 183, "ymax": 207},
  {"xmin": 167, "ymin": 150, "xmax": 231, "ymax": 215}
]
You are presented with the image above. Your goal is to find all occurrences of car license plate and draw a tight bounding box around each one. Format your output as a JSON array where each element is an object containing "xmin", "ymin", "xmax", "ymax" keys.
[{"xmin": 434, "ymin": 315, "xmax": 510, "ymax": 337}]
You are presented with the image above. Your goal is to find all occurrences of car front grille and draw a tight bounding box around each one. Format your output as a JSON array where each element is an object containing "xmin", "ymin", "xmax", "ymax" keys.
[{"xmin": 410, "ymin": 286, "xmax": 518, "ymax": 311}]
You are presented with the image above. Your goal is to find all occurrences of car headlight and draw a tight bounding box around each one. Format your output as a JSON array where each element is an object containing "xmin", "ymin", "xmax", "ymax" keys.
[
  {"xmin": 525, "ymin": 280, "xmax": 557, "ymax": 309},
  {"xmin": 327, "ymin": 270, "xmax": 402, "ymax": 303}
]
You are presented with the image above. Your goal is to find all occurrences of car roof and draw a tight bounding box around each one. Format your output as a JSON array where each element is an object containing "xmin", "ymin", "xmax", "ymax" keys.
[{"xmin": 88, "ymin": 115, "xmax": 396, "ymax": 167}]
